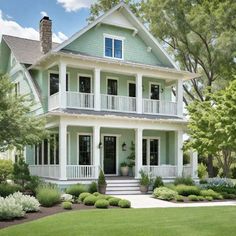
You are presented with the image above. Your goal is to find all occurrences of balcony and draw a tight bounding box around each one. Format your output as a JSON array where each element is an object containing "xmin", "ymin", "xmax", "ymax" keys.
[{"xmin": 48, "ymin": 92, "xmax": 178, "ymax": 116}]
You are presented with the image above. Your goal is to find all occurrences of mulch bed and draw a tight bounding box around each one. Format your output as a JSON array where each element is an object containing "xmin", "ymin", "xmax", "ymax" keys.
[
  {"xmin": 170, "ymin": 197, "xmax": 236, "ymax": 203},
  {"xmin": 0, "ymin": 203, "xmax": 114, "ymax": 230}
]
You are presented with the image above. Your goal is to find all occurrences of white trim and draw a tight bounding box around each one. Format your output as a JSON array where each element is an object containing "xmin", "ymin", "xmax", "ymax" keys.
[
  {"xmin": 101, "ymin": 134, "xmax": 120, "ymax": 176},
  {"xmin": 103, "ymin": 34, "xmax": 124, "ymax": 60},
  {"xmin": 77, "ymin": 73, "xmax": 93, "ymax": 93},
  {"xmin": 77, "ymin": 133, "xmax": 93, "ymax": 165},
  {"xmin": 142, "ymin": 136, "xmax": 161, "ymax": 166},
  {"xmin": 106, "ymin": 76, "xmax": 119, "ymax": 95},
  {"xmin": 67, "ymin": 132, "xmax": 71, "ymax": 165},
  {"xmin": 149, "ymin": 82, "xmax": 161, "ymax": 100}
]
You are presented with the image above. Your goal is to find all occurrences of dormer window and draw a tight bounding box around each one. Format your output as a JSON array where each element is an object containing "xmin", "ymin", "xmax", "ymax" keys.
[{"xmin": 104, "ymin": 34, "xmax": 124, "ymax": 60}]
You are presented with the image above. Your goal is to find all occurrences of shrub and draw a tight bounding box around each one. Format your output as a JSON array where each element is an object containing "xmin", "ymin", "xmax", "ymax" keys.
[
  {"xmin": 93, "ymin": 192, "xmax": 100, "ymax": 196},
  {"xmin": 221, "ymin": 193, "xmax": 236, "ymax": 199},
  {"xmin": 152, "ymin": 176, "xmax": 164, "ymax": 190},
  {"xmin": 98, "ymin": 170, "xmax": 106, "ymax": 186},
  {"xmin": 198, "ymin": 196, "xmax": 205, "ymax": 201},
  {"xmin": 118, "ymin": 199, "xmax": 131, "ymax": 208},
  {"xmin": 108, "ymin": 197, "xmax": 121, "ymax": 206},
  {"xmin": 200, "ymin": 189, "xmax": 222, "ymax": 199},
  {"xmin": 205, "ymin": 196, "xmax": 213, "ymax": 201},
  {"xmin": 174, "ymin": 177, "xmax": 194, "ymax": 186},
  {"xmin": 153, "ymin": 187, "xmax": 178, "ymax": 201},
  {"xmin": 105, "ymin": 195, "xmax": 112, "ymax": 200},
  {"xmin": 0, "ymin": 196, "xmax": 25, "ymax": 220},
  {"xmin": 231, "ymin": 167, "xmax": 236, "ymax": 179},
  {"xmin": 12, "ymin": 192, "xmax": 40, "ymax": 212},
  {"xmin": 62, "ymin": 201, "xmax": 72, "ymax": 210},
  {"xmin": 199, "ymin": 179, "xmax": 208, "ymax": 184},
  {"xmin": 61, "ymin": 193, "xmax": 73, "ymax": 202},
  {"xmin": 78, "ymin": 192, "xmax": 91, "ymax": 202},
  {"xmin": 0, "ymin": 183, "xmax": 22, "ymax": 197},
  {"xmin": 96, "ymin": 194, "xmax": 107, "ymax": 200},
  {"xmin": 175, "ymin": 195, "xmax": 184, "ymax": 202},
  {"xmin": 66, "ymin": 184, "xmax": 86, "ymax": 197},
  {"xmin": 206, "ymin": 178, "xmax": 234, "ymax": 188},
  {"xmin": 198, "ymin": 163, "xmax": 208, "ymax": 179},
  {"xmin": 176, "ymin": 185, "xmax": 200, "ymax": 196},
  {"xmin": 83, "ymin": 195, "xmax": 97, "ymax": 206},
  {"xmin": 36, "ymin": 186, "xmax": 61, "ymax": 207},
  {"xmin": 88, "ymin": 181, "xmax": 97, "ymax": 193},
  {"xmin": 95, "ymin": 199, "xmax": 109, "ymax": 209},
  {"xmin": 25, "ymin": 176, "xmax": 43, "ymax": 195},
  {"xmin": 139, "ymin": 169, "xmax": 152, "ymax": 186},
  {"xmin": 188, "ymin": 195, "xmax": 199, "ymax": 201},
  {"xmin": 0, "ymin": 159, "xmax": 13, "ymax": 183}
]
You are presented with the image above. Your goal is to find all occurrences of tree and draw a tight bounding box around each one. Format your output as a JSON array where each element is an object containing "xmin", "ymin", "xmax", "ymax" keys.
[
  {"xmin": 0, "ymin": 160, "xmax": 13, "ymax": 183},
  {"xmin": 186, "ymin": 80, "xmax": 236, "ymax": 177},
  {"xmin": 0, "ymin": 74, "xmax": 47, "ymax": 151}
]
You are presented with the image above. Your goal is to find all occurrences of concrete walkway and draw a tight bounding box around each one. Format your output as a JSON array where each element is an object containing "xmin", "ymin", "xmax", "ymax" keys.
[{"xmin": 113, "ymin": 194, "xmax": 236, "ymax": 208}]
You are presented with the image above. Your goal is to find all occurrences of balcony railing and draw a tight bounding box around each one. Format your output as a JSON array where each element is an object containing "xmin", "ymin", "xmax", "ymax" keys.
[
  {"xmin": 101, "ymin": 94, "xmax": 136, "ymax": 113},
  {"xmin": 48, "ymin": 92, "xmax": 59, "ymax": 111},
  {"xmin": 143, "ymin": 99, "xmax": 177, "ymax": 116},
  {"xmin": 67, "ymin": 92, "xmax": 94, "ymax": 109}
]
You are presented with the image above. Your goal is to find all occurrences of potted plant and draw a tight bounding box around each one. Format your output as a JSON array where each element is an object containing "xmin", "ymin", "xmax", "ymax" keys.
[
  {"xmin": 139, "ymin": 169, "xmax": 152, "ymax": 193},
  {"xmin": 98, "ymin": 169, "xmax": 107, "ymax": 194},
  {"xmin": 120, "ymin": 162, "xmax": 129, "ymax": 176},
  {"xmin": 127, "ymin": 141, "xmax": 135, "ymax": 176}
]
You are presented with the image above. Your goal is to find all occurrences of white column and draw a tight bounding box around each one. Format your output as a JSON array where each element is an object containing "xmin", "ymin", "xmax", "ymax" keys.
[
  {"xmin": 190, "ymin": 150, "xmax": 198, "ymax": 178},
  {"xmin": 136, "ymin": 73, "xmax": 143, "ymax": 114},
  {"xmin": 177, "ymin": 79, "xmax": 183, "ymax": 117},
  {"xmin": 94, "ymin": 68, "xmax": 101, "ymax": 111},
  {"xmin": 59, "ymin": 61, "xmax": 67, "ymax": 109},
  {"xmin": 176, "ymin": 130, "xmax": 183, "ymax": 176},
  {"xmin": 135, "ymin": 128, "xmax": 143, "ymax": 178},
  {"xmin": 59, "ymin": 119, "xmax": 67, "ymax": 180},
  {"xmin": 93, "ymin": 126, "xmax": 100, "ymax": 179}
]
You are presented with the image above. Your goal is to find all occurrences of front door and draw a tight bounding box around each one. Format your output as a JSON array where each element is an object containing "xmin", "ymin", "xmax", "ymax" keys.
[
  {"xmin": 150, "ymin": 83, "xmax": 160, "ymax": 100},
  {"xmin": 79, "ymin": 76, "xmax": 91, "ymax": 93},
  {"xmin": 103, "ymin": 136, "xmax": 116, "ymax": 175}
]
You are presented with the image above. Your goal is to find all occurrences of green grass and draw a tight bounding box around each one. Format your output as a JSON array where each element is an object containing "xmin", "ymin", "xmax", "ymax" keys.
[{"xmin": 1, "ymin": 207, "xmax": 236, "ymax": 236}]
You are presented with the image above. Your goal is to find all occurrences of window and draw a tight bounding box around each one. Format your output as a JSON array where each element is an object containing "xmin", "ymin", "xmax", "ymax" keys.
[
  {"xmin": 79, "ymin": 135, "xmax": 91, "ymax": 165},
  {"xmin": 79, "ymin": 76, "xmax": 91, "ymax": 93},
  {"xmin": 49, "ymin": 73, "xmax": 69, "ymax": 96},
  {"xmin": 107, "ymin": 79, "xmax": 118, "ymax": 95},
  {"xmin": 104, "ymin": 36, "xmax": 123, "ymax": 59},
  {"xmin": 150, "ymin": 83, "xmax": 160, "ymax": 100},
  {"xmin": 128, "ymin": 83, "xmax": 136, "ymax": 97},
  {"xmin": 142, "ymin": 138, "xmax": 159, "ymax": 166}
]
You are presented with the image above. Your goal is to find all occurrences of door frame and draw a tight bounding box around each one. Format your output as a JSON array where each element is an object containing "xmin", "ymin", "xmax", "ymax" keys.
[
  {"xmin": 106, "ymin": 76, "xmax": 119, "ymax": 95},
  {"xmin": 149, "ymin": 82, "xmax": 161, "ymax": 100},
  {"xmin": 101, "ymin": 134, "xmax": 120, "ymax": 176},
  {"xmin": 77, "ymin": 74, "xmax": 93, "ymax": 93}
]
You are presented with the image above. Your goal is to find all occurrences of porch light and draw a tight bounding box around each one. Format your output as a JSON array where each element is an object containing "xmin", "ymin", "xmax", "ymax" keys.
[
  {"xmin": 98, "ymin": 142, "xmax": 103, "ymax": 149},
  {"xmin": 122, "ymin": 142, "xmax": 127, "ymax": 151}
]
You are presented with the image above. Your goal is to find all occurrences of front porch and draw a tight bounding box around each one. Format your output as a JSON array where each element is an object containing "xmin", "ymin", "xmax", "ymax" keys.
[{"xmin": 27, "ymin": 117, "xmax": 198, "ymax": 183}]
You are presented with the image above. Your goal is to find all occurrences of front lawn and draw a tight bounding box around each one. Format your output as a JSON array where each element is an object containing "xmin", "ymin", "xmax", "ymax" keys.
[{"xmin": 1, "ymin": 207, "xmax": 236, "ymax": 236}]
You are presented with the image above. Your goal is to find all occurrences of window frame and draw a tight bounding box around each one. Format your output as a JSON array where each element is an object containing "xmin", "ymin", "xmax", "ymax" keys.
[
  {"xmin": 149, "ymin": 82, "xmax": 161, "ymax": 100},
  {"xmin": 103, "ymin": 34, "xmax": 124, "ymax": 60},
  {"xmin": 77, "ymin": 74, "xmax": 93, "ymax": 93},
  {"xmin": 77, "ymin": 133, "xmax": 93, "ymax": 165}
]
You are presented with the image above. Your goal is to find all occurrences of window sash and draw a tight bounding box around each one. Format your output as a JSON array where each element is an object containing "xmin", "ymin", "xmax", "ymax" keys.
[{"xmin": 105, "ymin": 37, "xmax": 123, "ymax": 59}]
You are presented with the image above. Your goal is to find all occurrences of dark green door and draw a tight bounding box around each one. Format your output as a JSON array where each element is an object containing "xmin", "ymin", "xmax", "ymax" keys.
[{"xmin": 104, "ymin": 136, "xmax": 116, "ymax": 175}]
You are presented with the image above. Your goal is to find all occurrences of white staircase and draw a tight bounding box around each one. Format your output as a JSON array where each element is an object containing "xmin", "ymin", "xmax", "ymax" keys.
[{"xmin": 106, "ymin": 179, "xmax": 141, "ymax": 195}]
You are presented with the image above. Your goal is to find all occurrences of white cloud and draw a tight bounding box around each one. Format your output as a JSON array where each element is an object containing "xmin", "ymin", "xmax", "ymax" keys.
[
  {"xmin": 0, "ymin": 10, "xmax": 68, "ymax": 43},
  {"xmin": 57, "ymin": 0, "xmax": 96, "ymax": 12},
  {"xmin": 40, "ymin": 11, "xmax": 48, "ymax": 17}
]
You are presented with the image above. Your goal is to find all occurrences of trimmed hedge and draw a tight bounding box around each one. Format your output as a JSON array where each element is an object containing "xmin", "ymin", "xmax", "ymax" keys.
[
  {"xmin": 200, "ymin": 189, "xmax": 222, "ymax": 199},
  {"xmin": 175, "ymin": 195, "xmax": 184, "ymax": 202},
  {"xmin": 188, "ymin": 195, "xmax": 199, "ymax": 201},
  {"xmin": 78, "ymin": 192, "xmax": 91, "ymax": 202},
  {"xmin": 62, "ymin": 201, "xmax": 72, "ymax": 209},
  {"xmin": 205, "ymin": 196, "xmax": 213, "ymax": 201},
  {"xmin": 83, "ymin": 195, "xmax": 97, "ymax": 206},
  {"xmin": 95, "ymin": 199, "xmax": 109, "ymax": 209},
  {"xmin": 176, "ymin": 185, "xmax": 200, "ymax": 196},
  {"xmin": 118, "ymin": 199, "xmax": 131, "ymax": 208},
  {"xmin": 153, "ymin": 187, "xmax": 177, "ymax": 201},
  {"xmin": 108, "ymin": 197, "xmax": 121, "ymax": 206}
]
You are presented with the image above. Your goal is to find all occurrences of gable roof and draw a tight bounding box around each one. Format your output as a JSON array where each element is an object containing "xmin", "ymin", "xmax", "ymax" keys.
[
  {"xmin": 53, "ymin": 2, "xmax": 179, "ymax": 70},
  {"xmin": 2, "ymin": 35, "xmax": 58, "ymax": 65}
]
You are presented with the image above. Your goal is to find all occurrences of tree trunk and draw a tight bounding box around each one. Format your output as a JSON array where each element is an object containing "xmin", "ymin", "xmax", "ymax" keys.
[{"xmin": 207, "ymin": 154, "xmax": 214, "ymax": 177}]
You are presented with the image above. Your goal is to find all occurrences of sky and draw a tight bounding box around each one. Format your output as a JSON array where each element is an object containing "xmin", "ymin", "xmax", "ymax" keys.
[{"xmin": 0, "ymin": 0, "xmax": 97, "ymax": 43}]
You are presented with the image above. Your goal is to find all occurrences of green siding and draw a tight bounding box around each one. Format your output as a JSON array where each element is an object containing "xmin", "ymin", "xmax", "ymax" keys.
[{"xmin": 64, "ymin": 24, "xmax": 165, "ymax": 67}]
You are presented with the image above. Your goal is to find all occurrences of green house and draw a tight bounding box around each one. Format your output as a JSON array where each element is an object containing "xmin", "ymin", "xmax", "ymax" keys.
[{"xmin": 0, "ymin": 2, "xmax": 198, "ymax": 193}]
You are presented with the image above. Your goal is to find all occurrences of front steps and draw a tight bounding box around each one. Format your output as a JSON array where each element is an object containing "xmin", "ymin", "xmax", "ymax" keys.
[{"xmin": 106, "ymin": 179, "xmax": 141, "ymax": 195}]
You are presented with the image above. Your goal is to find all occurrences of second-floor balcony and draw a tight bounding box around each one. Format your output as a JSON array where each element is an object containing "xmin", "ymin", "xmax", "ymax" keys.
[{"xmin": 48, "ymin": 91, "xmax": 178, "ymax": 116}]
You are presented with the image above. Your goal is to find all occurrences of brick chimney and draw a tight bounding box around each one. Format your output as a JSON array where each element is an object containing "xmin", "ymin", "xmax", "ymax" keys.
[{"xmin": 40, "ymin": 16, "xmax": 52, "ymax": 54}]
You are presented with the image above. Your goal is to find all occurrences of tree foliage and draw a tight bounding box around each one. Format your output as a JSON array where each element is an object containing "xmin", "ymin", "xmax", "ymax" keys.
[
  {"xmin": 0, "ymin": 74, "xmax": 47, "ymax": 151},
  {"xmin": 186, "ymin": 80, "xmax": 236, "ymax": 177}
]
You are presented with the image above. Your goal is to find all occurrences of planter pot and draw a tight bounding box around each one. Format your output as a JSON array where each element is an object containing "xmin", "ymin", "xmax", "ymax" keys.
[
  {"xmin": 98, "ymin": 184, "xmax": 107, "ymax": 194},
  {"xmin": 128, "ymin": 166, "xmax": 135, "ymax": 176},
  {"xmin": 140, "ymin": 185, "xmax": 149, "ymax": 193},
  {"xmin": 121, "ymin": 166, "xmax": 129, "ymax": 176}
]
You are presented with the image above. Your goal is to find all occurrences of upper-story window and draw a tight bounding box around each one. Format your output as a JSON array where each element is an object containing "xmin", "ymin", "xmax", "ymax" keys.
[
  {"xmin": 49, "ymin": 73, "xmax": 69, "ymax": 96},
  {"xmin": 104, "ymin": 34, "xmax": 124, "ymax": 60}
]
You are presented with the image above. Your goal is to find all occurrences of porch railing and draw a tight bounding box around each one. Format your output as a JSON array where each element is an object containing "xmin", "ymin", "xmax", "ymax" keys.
[
  {"xmin": 67, "ymin": 92, "xmax": 94, "ymax": 109},
  {"xmin": 143, "ymin": 99, "xmax": 177, "ymax": 116},
  {"xmin": 29, "ymin": 165, "xmax": 60, "ymax": 179},
  {"xmin": 183, "ymin": 165, "xmax": 192, "ymax": 177},
  {"xmin": 141, "ymin": 165, "xmax": 177, "ymax": 178},
  {"xmin": 101, "ymin": 94, "xmax": 136, "ymax": 112},
  {"xmin": 66, "ymin": 165, "xmax": 97, "ymax": 179},
  {"xmin": 48, "ymin": 92, "xmax": 59, "ymax": 111}
]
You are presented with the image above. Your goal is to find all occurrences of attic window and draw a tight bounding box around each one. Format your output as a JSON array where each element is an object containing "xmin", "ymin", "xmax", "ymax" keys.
[{"xmin": 104, "ymin": 34, "xmax": 124, "ymax": 60}]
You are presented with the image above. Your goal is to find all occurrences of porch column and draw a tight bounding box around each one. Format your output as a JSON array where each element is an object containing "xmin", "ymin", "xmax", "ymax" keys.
[
  {"xmin": 59, "ymin": 61, "xmax": 67, "ymax": 109},
  {"xmin": 176, "ymin": 79, "xmax": 183, "ymax": 117},
  {"xmin": 176, "ymin": 130, "xmax": 183, "ymax": 176},
  {"xmin": 59, "ymin": 120, "xmax": 67, "ymax": 180},
  {"xmin": 94, "ymin": 68, "xmax": 101, "ymax": 111},
  {"xmin": 136, "ymin": 73, "xmax": 143, "ymax": 114},
  {"xmin": 135, "ymin": 128, "xmax": 143, "ymax": 178},
  {"xmin": 93, "ymin": 126, "xmax": 100, "ymax": 179},
  {"xmin": 190, "ymin": 150, "xmax": 198, "ymax": 178}
]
